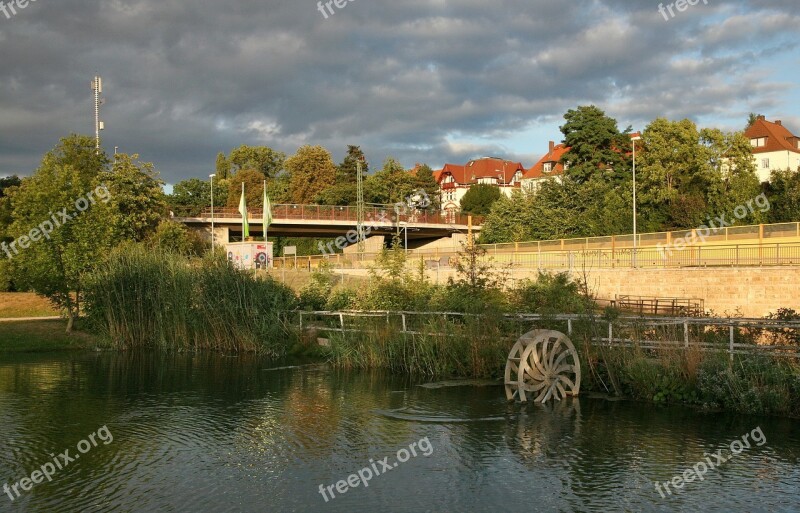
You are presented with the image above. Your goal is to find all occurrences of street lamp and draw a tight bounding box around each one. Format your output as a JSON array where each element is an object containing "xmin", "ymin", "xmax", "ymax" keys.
[
  {"xmin": 209, "ymin": 174, "xmax": 216, "ymax": 250},
  {"xmin": 399, "ymin": 221, "xmax": 408, "ymax": 255},
  {"xmin": 631, "ymin": 134, "xmax": 642, "ymax": 267}
]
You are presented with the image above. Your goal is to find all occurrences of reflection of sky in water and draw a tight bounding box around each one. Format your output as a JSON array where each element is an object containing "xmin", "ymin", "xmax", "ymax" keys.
[{"xmin": 0, "ymin": 353, "xmax": 797, "ymax": 512}]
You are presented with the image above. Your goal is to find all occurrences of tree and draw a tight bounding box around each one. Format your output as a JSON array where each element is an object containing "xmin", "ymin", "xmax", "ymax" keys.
[
  {"xmin": 0, "ymin": 175, "xmax": 21, "ymax": 241},
  {"xmin": 701, "ymin": 128, "xmax": 762, "ymax": 223},
  {"xmin": 226, "ymin": 169, "xmax": 269, "ymax": 208},
  {"xmin": 99, "ymin": 154, "xmax": 167, "ymax": 242},
  {"xmin": 225, "ymin": 145, "xmax": 285, "ymax": 178},
  {"xmin": 766, "ymin": 169, "xmax": 800, "ymax": 222},
  {"xmin": 285, "ymin": 145, "xmax": 337, "ymax": 204},
  {"xmin": 169, "ymin": 178, "xmax": 211, "ymax": 216},
  {"xmin": 746, "ymin": 113, "xmax": 763, "ymax": 129},
  {"xmin": 364, "ymin": 157, "xmax": 417, "ymax": 204},
  {"xmin": 337, "ymin": 145, "xmax": 368, "ymax": 184},
  {"xmin": 636, "ymin": 118, "xmax": 713, "ymax": 230},
  {"xmin": 8, "ymin": 135, "xmax": 113, "ymax": 331},
  {"xmin": 215, "ymin": 152, "xmax": 229, "ymax": 179},
  {"xmin": 316, "ymin": 145, "xmax": 369, "ymax": 205},
  {"xmin": 147, "ymin": 220, "xmax": 206, "ymax": 256},
  {"xmin": 460, "ymin": 184, "xmax": 502, "ymax": 215},
  {"xmin": 412, "ymin": 164, "xmax": 439, "ymax": 211},
  {"xmin": 560, "ymin": 105, "xmax": 632, "ymax": 183}
]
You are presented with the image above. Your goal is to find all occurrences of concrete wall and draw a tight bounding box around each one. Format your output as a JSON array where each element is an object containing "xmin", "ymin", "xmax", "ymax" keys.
[
  {"xmin": 335, "ymin": 265, "xmax": 798, "ymax": 318},
  {"xmin": 574, "ymin": 267, "xmax": 799, "ymax": 317}
]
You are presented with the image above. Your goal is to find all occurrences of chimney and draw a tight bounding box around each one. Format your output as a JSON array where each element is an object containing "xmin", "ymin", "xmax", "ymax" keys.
[
  {"xmin": 548, "ymin": 140, "xmax": 555, "ymax": 153},
  {"xmin": 775, "ymin": 120, "xmax": 782, "ymax": 126},
  {"xmin": 757, "ymin": 115, "xmax": 766, "ymax": 121}
]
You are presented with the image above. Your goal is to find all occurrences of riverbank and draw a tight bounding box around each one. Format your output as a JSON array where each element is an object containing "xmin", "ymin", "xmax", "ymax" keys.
[{"xmin": 0, "ymin": 318, "xmax": 101, "ymax": 353}]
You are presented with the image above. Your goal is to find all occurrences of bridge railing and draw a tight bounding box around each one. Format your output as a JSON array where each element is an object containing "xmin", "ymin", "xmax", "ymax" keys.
[{"xmin": 196, "ymin": 205, "xmax": 481, "ymax": 226}]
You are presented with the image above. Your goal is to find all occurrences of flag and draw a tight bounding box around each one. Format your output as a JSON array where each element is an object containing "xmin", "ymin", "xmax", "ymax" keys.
[
  {"xmin": 262, "ymin": 180, "xmax": 273, "ymax": 241},
  {"xmin": 238, "ymin": 182, "xmax": 249, "ymax": 239}
]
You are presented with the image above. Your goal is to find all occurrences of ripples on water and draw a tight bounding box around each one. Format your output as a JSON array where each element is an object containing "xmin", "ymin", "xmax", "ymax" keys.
[{"xmin": 0, "ymin": 352, "xmax": 798, "ymax": 512}]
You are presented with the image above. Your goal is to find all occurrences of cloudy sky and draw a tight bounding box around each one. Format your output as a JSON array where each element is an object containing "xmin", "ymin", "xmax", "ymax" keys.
[{"xmin": 0, "ymin": 0, "xmax": 798, "ymax": 186}]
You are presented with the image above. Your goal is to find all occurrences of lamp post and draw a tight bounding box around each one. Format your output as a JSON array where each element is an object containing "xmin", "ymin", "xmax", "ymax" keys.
[
  {"xmin": 399, "ymin": 221, "xmax": 408, "ymax": 255},
  {"xmin": 209, "ymin": 174, "xmax": 216, "ymax": 250},
  {"xmin": 631, "ymin": 135, "xmax": 642, "ymax": 267}
]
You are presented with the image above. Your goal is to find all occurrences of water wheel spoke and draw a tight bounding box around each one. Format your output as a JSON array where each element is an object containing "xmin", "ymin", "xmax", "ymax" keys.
[
  {"xmin": 547, "ymin": 338, "xmax": 563, "ymax": 369},
  {"xmin": 555, "ymin": 380, "xmax": 567, "ymax": 400},
  {"xmin": 552, "ymin": 364, "xmax": 575, "ymax": 376},
  {"xmin": 557, "ymin": 374, "xmax": 577, "ymax": 392},
  {"xmin": 551, "ymin": 349, "xmax": 571, "ymax": 370}
]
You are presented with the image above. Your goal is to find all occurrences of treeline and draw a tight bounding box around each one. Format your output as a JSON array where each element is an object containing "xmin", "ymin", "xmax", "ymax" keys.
[
  {"xmin": 168, "ymin": 144, "xmax": 440, "ymax": 216},
  {"xmin": 479, "ymin": 107, "xmax": 800, "ymax": 243},
  {"xmin": 0, "ymin": 136, "xmax": 206, "ymax": 324}
]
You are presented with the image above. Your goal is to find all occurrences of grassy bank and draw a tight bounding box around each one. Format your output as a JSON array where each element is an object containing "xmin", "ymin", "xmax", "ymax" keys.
[
  {"xmin": 0, "ymin": 292, "xmax": 59, "ymax": 318},
  {"xmin": 0, "ymin": 319, "xmax": 101, "ymax": 353}
]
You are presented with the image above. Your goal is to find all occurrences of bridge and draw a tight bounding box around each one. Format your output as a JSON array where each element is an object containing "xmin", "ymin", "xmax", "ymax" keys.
[{"xmin": 175, "ymin": 204, "xmax": 481, "ymax": 246}]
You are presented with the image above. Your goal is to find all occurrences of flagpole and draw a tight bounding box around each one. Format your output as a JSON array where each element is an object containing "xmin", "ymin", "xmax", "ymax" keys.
[{"xmin": 268, "ymin": 179, "xmax": 272, "ymax": 243}]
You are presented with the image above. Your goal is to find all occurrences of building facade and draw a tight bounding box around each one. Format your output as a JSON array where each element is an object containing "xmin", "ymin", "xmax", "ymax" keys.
[{"xmin": 744, "ymin": 116, "xmax": 800, "ymax": 182}]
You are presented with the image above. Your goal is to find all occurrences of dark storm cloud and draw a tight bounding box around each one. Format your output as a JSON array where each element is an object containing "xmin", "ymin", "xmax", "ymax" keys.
[{"xmin": 0, "ymin": 0, "xmax": 797, "ymax": 182}]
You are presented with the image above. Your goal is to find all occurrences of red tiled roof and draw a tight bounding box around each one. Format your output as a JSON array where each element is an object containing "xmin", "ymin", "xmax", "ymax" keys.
[
  {"xmin": 435, "ymin": 157, "xmax": 524, "ymax": 185},
  {"xmin": 523, "ymin": 143, "xmax": 569, "ymax": 180},
  {"xmin": 745, "ymin": 117, "xmax": 800, "ymax": 154}
]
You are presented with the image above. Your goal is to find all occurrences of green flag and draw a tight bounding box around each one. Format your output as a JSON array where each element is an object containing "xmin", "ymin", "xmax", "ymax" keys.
[
  {"xmin": 238, "ymin": 182, "xmax": 249, "ymax": 239},
  {"xmin": 262, "ymin": 180, "xmax": 272, "ymax": 241}
]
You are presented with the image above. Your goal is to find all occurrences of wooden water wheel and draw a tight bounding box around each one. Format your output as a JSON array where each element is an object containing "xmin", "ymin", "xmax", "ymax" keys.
[{"xmin": 505, "ymin": 329, "xmax": 581, "ymax": 403}]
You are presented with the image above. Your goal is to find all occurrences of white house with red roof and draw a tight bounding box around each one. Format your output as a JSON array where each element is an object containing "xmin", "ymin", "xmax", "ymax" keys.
[
  {"xmin": 521, "ymin": 141, "xmax": 569, "ymax": 193},
  {"xmin": 744, "ymin": 116, "xmax": 800, "ymax": 182},
  {"xmin": 434, "ymin": 157, "xmax": 524, "ymax": 215}
]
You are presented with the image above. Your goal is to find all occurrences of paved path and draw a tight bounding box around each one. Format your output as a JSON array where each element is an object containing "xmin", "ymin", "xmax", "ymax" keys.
[{"xmin": 0, "ymin": 316, "xmax": 62, "ymax": 323}]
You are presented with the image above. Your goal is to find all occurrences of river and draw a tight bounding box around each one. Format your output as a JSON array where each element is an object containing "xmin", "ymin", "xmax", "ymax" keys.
[{"xmin": 0, "ymin": 352, "xmax": 798, "ymax": 512}]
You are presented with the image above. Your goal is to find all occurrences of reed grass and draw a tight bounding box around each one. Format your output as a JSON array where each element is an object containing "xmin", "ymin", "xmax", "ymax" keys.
[{"xmin": 83, "ymin": 246, "xmax": 297, "ymax": 355}]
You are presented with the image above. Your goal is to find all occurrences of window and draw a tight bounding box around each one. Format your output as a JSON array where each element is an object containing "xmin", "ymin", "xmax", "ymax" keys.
[
  {"xmin": 750, "ymin": 137, "xmax": 766, "ymax": 147},
  {"xmin": 543, "ymin": 162, "xmax": 553, "ymax": 173},
  {"xmin": 762, "ymin": 158, "xmax": 770, "ymax": 169}
]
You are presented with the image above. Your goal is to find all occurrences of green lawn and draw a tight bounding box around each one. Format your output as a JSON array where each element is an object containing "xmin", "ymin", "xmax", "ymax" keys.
[{"xmin": 0, "ymin": 319, "xmax": 102, "ymax": 353}]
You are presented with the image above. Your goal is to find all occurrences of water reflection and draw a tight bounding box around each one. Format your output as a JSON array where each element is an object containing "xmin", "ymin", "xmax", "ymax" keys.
[{"xmin": 0, "ymin": 352, "xmax": 799, "ymax": 512}]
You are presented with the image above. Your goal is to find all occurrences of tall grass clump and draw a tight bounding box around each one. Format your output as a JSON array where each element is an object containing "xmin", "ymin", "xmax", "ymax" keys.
[
  {"xmin": 326, "ymin": 313, "xmax": 509, "ymax": 378},
  {"xmin": 84, "ymin": 245, "xmax": 297, "ymax": 355}
]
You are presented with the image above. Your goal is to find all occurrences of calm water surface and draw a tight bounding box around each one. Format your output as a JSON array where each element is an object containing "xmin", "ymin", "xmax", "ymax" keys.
[{"xmin": 0, "ymin": 351, "xmax": 798, "ymax": 512}]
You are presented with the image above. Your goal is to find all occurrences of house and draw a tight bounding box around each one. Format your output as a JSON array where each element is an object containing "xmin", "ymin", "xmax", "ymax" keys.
[
  {"xmin": 744, "ymin": 116, "xmax": 800, "ymax": 182},
  {"xmin": 435, "ymin": 157, "xmax": 524, "ymax": 215},
  {"xmin": 521, "ymin": 141, "xmax": 569, "ymax": 193}
]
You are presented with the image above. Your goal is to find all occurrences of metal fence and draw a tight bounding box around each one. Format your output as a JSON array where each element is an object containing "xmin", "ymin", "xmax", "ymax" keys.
[
  {"xmin": 298, "ymin": 311, "xmax": 800, "ymax": 359},
  {"xmin": 274, "ymin": 241, "xmax": 800, "ymax": 270}
]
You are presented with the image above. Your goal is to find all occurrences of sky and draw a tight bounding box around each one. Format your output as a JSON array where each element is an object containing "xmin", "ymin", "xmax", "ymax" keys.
[{"xmin": 0, "ymin": 0, "xmax": 798, "ymax": 187}]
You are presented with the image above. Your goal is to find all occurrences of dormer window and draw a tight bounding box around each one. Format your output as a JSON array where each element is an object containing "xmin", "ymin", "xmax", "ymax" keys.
[
  {"xmin": 543, "ymin": 162, "xmax": 553, "ymax": 173},
  {"xmin": 750, "ymin": 137, "xmax": 767, "ymax": 147}
]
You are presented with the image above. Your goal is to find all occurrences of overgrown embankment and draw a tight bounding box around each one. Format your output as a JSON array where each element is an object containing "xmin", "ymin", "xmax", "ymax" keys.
[{"xmin": 83, "ymin": 246, "xmax": 298, "ymax": 355}]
